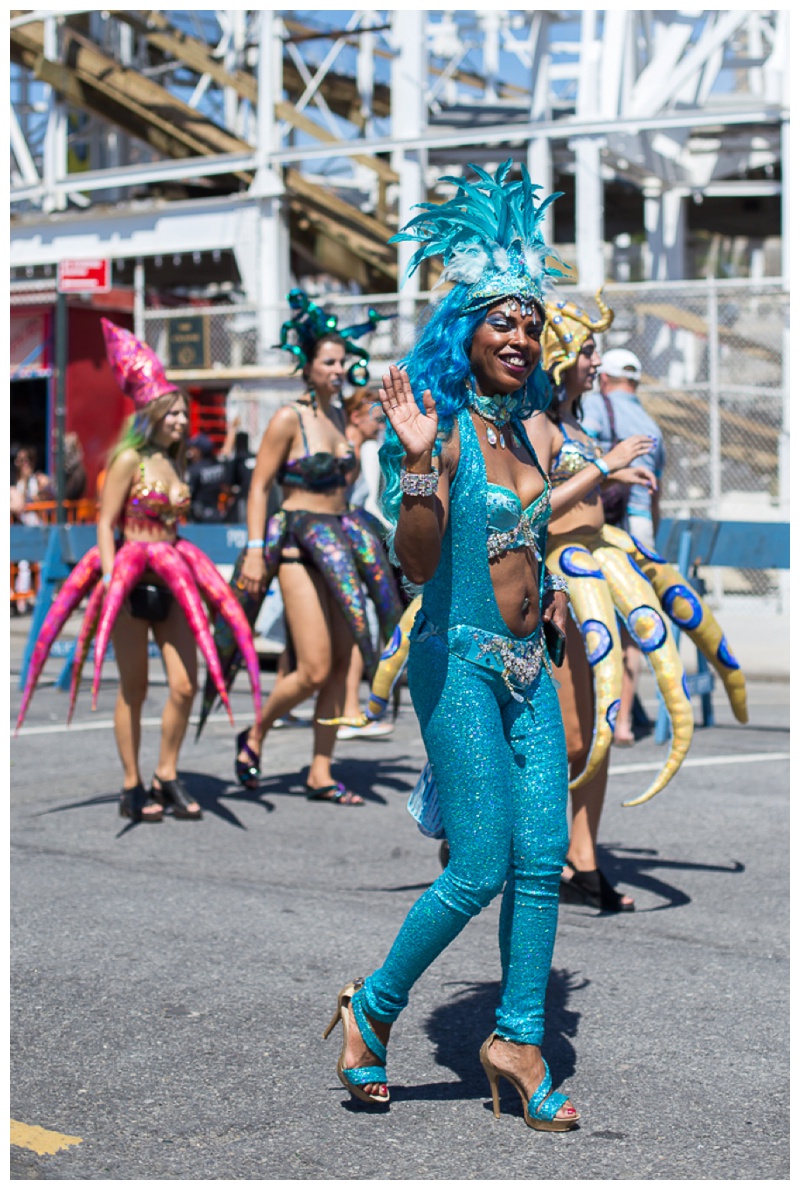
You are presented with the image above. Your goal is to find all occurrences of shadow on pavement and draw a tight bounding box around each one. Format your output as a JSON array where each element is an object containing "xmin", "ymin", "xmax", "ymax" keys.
[
  {"xmin": 379, "ymin": 971, "xmax": 585, "ymax": 1108},
  {"xmin": 586, "ymin": 843, "xmax": 745, "ymax": 913},
  {"xmin": 31, "ymin": 753, "xmax": 423, "ymax": 833},
  {"xmin": 34, "ymin": 772, "xmax": 278, "ymax": 833}
]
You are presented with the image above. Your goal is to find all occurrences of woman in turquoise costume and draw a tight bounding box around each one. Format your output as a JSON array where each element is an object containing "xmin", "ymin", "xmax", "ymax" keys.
[
  {"xmin": 324, "ymin": 162, "xmax": 580, "ymax": 1130},
  {"xmin": 197, "ymin": 292, "xmax": 403, "ymax": 805},
  {"xmin": 524, "ymin": 293, "xmax": 748, "ymax": 911}
]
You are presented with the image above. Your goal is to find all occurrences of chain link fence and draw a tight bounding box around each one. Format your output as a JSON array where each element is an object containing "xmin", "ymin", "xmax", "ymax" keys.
[
  {"xmin": 143, "ymin": 305, "xmax": 261, "ymax": 372},
  {"xmin": 568, "ymin": 281, "xmax": 788, "ymax": 606},
  {"xmin": 145, "ymin": 279, "xmax": 788, "ymax": 609}
]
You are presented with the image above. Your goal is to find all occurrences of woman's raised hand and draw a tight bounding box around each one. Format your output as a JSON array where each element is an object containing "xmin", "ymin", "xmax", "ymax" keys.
[
  {"xmin": 379, "ymin": 366, "xmax": 438, "ymax": 461},
  {"xmin": 603, "ymin": 434, "xmax": 656, "ymax": 474}
]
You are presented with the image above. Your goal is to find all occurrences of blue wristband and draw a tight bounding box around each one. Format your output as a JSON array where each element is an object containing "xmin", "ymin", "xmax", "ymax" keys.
[
  {"xmin": 593, "ymin": 458, "xmax": 610, "ymax": 477},
  {"xmin": 102, "ymin": 573, "xmax": 112, "ymax": 585},
  {"xmin": 247, "ymin": 539, "xmax": 265, "ymax": 549}
]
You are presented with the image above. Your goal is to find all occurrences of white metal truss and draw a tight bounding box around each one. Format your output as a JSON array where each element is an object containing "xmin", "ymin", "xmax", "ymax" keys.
[{"xmin": 10, "ymin": 9, "xmax": 788, "ymax": 300}]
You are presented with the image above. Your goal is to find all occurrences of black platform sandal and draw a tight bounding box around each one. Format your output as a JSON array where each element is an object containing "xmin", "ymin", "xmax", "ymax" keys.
[
  {"xmin": 119, "ymin": 783, "xmax": 163, "ymax": 823},
  {"xmin": 235, "ymin": 728, "xmax": 261, "ymax": 789},
  {"xmin": 151, "ymin": 775, "xmax": 203, "ymax": 819},
  {"xmin": 560, "ymin": 859, "xmax": 634, "ymax": 912}
]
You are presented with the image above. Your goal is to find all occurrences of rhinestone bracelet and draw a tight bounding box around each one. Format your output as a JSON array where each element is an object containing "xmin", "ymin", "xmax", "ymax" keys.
[
  {"xmin": 544, "ymin": 573, "xmax": 570, "ymax": 597},
  {"xmin": 400, "ymin": 468, "xmax": 439, "ymax": 497}
]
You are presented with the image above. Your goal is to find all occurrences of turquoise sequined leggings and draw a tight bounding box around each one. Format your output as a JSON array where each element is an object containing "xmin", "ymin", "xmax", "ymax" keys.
[{"xmin": 360, "ymin": 628, "xmax": 568, "ymax": 1045}]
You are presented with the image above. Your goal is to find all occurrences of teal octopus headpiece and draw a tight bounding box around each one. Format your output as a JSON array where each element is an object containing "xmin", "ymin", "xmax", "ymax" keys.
[
  {"xmin": 390, "ymin": 159, "xmax": 567, "ymax": 313},
  {"xmin": 277, "ymin": 288, "xmax": 391, "ymax": 387}
]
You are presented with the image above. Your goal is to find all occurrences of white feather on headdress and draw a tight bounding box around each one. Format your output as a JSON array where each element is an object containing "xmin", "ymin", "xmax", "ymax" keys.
[
  {"xmin": 523, "ymin": 245, "xmax": 550, "ymax": 283},
  {"xmin": 438, "ymin": 244, "xmax": 490, "ymax": 287}
]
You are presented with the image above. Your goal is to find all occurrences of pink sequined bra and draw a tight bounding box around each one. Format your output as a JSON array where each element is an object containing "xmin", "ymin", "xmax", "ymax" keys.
[{"xmin": 123, "ymin": 460, "xmax": 191, "ymax": 532}]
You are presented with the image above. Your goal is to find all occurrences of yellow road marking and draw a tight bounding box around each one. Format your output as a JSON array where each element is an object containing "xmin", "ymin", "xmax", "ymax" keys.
[{"xmin": 10, "ymin": 1120, "xmax": 82, "ymax": 1155}]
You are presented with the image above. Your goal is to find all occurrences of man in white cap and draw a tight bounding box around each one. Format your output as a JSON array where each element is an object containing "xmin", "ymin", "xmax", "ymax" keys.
[
  {"xmin": 581, "ymin": 348, "xmax": 666, "ymax": 745},
  {"xmin": 582, "ymin": 348, "xmax": 665, "ymax": 547}
]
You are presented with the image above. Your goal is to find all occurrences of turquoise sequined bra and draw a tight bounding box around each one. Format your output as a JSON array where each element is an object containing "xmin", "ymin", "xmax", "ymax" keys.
[
  {"xmin": 486, "ymin": 481, "xmax": 550, "ymax": 561},
  {"xmin": 483, "ymin": 417, "xmax": 551, "ymax": 562}
]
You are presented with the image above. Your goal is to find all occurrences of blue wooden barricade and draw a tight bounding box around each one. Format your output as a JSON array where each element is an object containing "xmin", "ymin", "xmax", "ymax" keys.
[
  {"xmin": 652, "ymin": 518, "xmax": 789, "ymax": 743},
  {"xmin": 14, "ymin": 523, "xmax": 251, "ymax": 690}
]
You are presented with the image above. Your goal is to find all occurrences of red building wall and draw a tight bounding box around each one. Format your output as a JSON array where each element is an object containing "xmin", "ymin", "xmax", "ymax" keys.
[
  {"xmin": 12, "ymin": 296, "xmax": 229, "ymax": 499},
  {"xmin": 65, "ymin": 304, "xmax": 134, "ymax": 498}
]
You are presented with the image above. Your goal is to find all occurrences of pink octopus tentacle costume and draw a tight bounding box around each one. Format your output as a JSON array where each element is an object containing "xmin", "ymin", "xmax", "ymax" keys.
[
  {"xmin": 15, "ymin": 319, "xmax": 261, "ymax": 732},
  {"xmin": 67, "ymin": 576, "xmax": 106, "ymax": 725}
]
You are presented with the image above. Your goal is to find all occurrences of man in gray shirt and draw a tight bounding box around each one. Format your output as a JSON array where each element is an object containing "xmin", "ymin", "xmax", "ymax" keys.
[{"xmin": 581, "ymin": 348, "xmax": 664, "ymax": 549}]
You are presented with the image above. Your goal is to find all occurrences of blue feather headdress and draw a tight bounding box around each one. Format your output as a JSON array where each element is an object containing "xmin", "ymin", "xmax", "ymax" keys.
[{"xmin": 390, "ymin": 159, "xmax": 567, "ymax": 311}]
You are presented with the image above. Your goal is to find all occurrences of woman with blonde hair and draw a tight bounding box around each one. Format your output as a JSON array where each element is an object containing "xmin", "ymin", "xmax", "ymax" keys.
[
  {"xmin": 16, "ymin": 321, "xmax": 262, "ymax": 823},
  {"xmin": 95, "ymin": 328, "xmax": 200, "ymax": 821}
]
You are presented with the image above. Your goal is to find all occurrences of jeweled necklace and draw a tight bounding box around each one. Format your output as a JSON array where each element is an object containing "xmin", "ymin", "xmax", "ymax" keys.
[
  {"xmin": 467, "ymin": 377, "xmax": 528, "ymax": 447},
  {"xmin": 472, "ymin": 407, "xmax": 510, "ymax": 449}
]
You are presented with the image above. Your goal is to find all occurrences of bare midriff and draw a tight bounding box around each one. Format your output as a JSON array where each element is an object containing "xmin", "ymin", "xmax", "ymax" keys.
[{"xmin": 490, "ymin": 547, "xmax": 542, "ymax": 639}]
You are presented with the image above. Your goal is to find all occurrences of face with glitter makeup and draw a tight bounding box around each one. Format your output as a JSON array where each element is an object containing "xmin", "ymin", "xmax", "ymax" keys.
[{"xmin": 469, "ymin": 300, "xmax": 544, "ymax": 396}]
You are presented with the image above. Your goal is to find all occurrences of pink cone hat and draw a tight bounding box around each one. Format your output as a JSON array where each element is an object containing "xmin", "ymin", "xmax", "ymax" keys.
[{"xmin": 101, "ymin": 318, "xmax": 178, "ymax": 410}]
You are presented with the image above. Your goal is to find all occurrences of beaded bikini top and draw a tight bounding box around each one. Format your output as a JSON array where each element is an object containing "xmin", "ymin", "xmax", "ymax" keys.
[
  {"xmin": 123, "ymin": 459, "xmax": 190, "ymax": 531},
  {"xmin": 549, "ymin": 420, "xmax": 602, "ymax": 487}
]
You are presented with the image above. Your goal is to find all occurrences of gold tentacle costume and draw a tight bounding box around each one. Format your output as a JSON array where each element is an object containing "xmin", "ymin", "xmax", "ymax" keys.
[{"xmin": 542, "ymin": 292, "xmax": 748, "ymax": 805}]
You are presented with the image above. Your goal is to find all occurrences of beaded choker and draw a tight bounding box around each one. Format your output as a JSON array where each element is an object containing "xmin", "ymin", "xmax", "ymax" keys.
[{"xmin": 467, "ymin": 378, "xmax": 529, "ymax": 429}]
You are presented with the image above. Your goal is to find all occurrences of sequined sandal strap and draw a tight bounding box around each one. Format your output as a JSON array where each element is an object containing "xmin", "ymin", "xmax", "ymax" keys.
[
  {"xmin": 341, "ymin": 1064, "xmax": 387, "ymax": 1086},
  {"xmin": 528, "ymin": 1060, "xmax": 569, "ymax": 1121},
  {"xmin": 350, "ymin": 989, "xmax": 387, "ymax": 1066}
]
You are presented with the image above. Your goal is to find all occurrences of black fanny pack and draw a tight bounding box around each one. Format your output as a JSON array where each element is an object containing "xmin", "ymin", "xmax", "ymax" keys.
[{"xmin": 128, "ymin": 583, "xmax": 174, "ymax": 623}]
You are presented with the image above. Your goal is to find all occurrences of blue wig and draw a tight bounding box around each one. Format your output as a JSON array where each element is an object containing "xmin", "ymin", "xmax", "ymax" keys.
[{"xmin": 379, "ymin": 283, "xmax": 552, "ymax": 539}]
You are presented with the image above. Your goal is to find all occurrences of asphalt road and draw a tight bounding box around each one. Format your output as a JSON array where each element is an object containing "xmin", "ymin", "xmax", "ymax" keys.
[{"xmin": 9, "ymin": 628, "xmax": 789, "ymax": 1180}]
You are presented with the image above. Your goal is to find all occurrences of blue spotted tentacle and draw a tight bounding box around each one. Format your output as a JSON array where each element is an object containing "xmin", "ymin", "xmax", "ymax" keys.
[
  {"xmin": 594, "ymin": 537, "xmax": 694, "ymax": 805},
  {"xmin": 624, "ymin": 533, "xmax": 748, "ymax": 724},
  {"xmin": 546, "ymin": 539, "xmax": 623, "ymax": 791}
]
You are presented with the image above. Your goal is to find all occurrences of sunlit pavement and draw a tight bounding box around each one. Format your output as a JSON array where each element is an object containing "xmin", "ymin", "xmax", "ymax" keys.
[{"xmin": 10, "ymin": 618, "xmax": 788, "ymax": 1179}]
